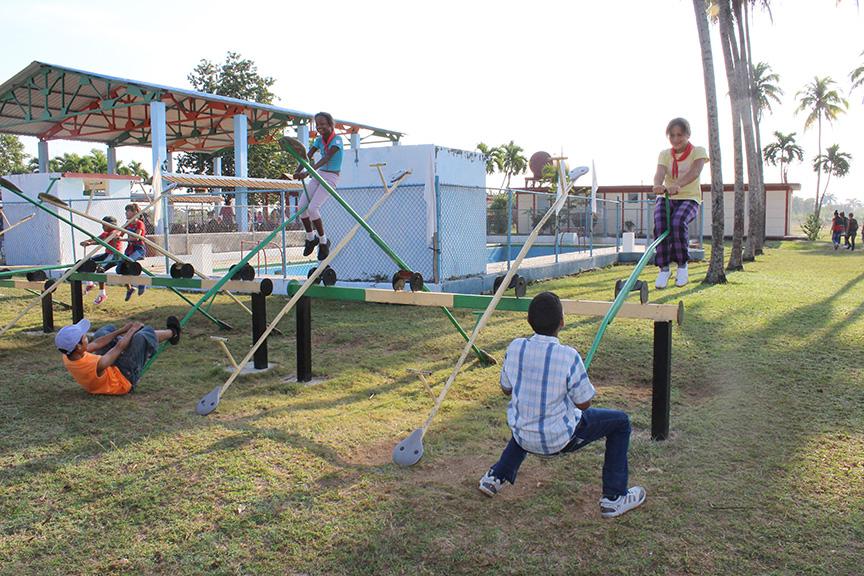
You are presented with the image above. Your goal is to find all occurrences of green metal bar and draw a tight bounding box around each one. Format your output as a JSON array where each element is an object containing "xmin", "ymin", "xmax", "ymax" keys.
[
  {"xmin": 0, "ymin": 263, "xmax": 76, "ymax": 278},
  {"xmin": 584, "ymin": 194, "xmax": 672, "ymax": 368},
  {"xmin": 283, "ymin": 139, "xmax": 490, "ymax": 364},
  {"xmin": 0, "ymin": 178, "xmax": 230, "ymax": 330}
]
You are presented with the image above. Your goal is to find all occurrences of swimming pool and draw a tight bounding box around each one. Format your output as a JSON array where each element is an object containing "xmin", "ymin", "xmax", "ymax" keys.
[{"xmin": 486, "ymin": 244, "xmax": 586, "ymax": 264}]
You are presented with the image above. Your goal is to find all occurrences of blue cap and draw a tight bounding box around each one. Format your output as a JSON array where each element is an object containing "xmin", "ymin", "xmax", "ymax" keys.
[{"xmin": 55, "ymin": 319, "xmax": 90, "ymax": 355}]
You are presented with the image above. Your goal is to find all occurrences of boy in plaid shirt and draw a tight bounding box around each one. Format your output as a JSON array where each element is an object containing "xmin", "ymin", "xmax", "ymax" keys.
[{"xmin": 478, "ymin": 291, "xmax": 646, "ymax": 518}]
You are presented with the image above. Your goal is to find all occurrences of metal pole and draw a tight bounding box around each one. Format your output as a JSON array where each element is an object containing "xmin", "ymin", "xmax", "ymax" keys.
[
  {"xmin": 652, "ymin": 320, "xmax": 672, "ymax": 440},
  {"xmin": 506, "ymin": 188, "xmax": 513, "ymax": 271},
  {"xmin": 435, "ymin": 176, "xmax": 441, "ymax": 282},
  {"xmin": 297, "ymin": 295, "xmax": 312, "ymax": 382},
  {"xmin": 71, "ymin": 280, "xmax": 84, "ymax": 324},
  {"xmin": 41, "ymin": 279, "xmax": 56, "ymax": 333},
  {"xmin": 251, "ymin": 292, "xmax": 268, "ymax": 370}
]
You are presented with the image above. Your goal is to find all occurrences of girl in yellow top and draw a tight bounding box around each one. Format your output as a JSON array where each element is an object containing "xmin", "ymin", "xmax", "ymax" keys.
[{"xmin": 651, "ymin": 118, "xmax": 708, "ymax": 288}]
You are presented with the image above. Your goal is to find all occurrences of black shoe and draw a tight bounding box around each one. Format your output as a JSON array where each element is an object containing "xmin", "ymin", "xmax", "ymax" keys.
[
  {"xmin": 166, "ymin": 316, "xmax": 181, "ymax": 345},
  {"xmin": 303, "ymin": 237, "xmax": 319, "ymax": 256},
  {"xmin": 317, "ymin": 239, "xmax": 331, "ymax": 261}
]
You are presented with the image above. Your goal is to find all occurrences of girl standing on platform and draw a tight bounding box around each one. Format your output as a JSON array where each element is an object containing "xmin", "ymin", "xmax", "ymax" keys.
[{"xmin": 651, "ymin": 118, "xmax": 708, "ymax": 289}]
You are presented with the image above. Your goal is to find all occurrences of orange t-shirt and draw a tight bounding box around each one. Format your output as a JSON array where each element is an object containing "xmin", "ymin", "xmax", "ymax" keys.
[{"xmin": 63, "ymin": 352, "xmax": 131, "ymax": 395}]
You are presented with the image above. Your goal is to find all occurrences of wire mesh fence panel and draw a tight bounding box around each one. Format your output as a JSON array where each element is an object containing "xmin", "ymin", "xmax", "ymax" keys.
[{"xmin": 437, "ymin": 184, "xmax": 487, "ymax": 281}]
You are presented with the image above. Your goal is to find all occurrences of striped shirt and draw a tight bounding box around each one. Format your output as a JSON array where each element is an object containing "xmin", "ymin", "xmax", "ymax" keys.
[{"xmin": 501, "ymin": 334, "xmax": 595, "ymax": 454}]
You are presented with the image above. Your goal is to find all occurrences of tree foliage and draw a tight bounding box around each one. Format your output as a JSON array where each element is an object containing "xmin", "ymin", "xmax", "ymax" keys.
[
  {"xmin": 0, "ymin": 134, "xmax": 30, "ymax": 176},
  {"xmin": 762, "ymin": 131, "xmax": 804, "ymax": 184}
]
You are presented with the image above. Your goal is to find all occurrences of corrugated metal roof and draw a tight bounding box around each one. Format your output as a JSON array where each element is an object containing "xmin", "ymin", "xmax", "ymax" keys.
[{"xmin": 0, "ymin": 61, "xmax": 403, "ymax": 153}]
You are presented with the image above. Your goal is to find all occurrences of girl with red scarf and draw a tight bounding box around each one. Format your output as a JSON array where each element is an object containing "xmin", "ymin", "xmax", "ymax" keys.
[{"xmin": 651, "ymin": 118, "xmax": 708, "ymax": 289}]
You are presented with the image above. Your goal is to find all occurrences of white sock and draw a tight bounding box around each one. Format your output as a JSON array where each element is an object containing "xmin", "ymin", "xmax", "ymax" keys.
[
  {"xmin": 678, "ymin": 263, "xmax": 688, "ymax": 270},
  {"xmin": 319, "ymin": 234, "xmax": 327, "ymax": 244},
  {"xmin": 100, "ymin": 290, "xmax": 106, "ymax": 296},
  {"xmin": 306, "ymin": 231, "xmax": 315, "ymax": 241}
]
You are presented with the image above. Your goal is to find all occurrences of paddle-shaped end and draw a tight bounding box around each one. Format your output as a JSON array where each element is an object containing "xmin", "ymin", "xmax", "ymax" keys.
[
  {"xmin": 392, "ymin": 428, "xmax": 424, "ymax": 466},
  {"xmin": 38, "ymin": 192, "xmax": 67, "ymax": 207},
  {"xmin": 278, "ymin": 136, "xmax": 308, "ymax": 161},
  {"xmin": 0, "ymin": 176, "xmax": 24, "ymax": 194},
  {"xmin": 195, "ymin": 386, "xmax": 222, "ymax": 415}
]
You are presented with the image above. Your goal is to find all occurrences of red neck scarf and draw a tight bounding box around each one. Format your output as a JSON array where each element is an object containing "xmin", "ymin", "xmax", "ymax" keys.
[
  {"xmin": 671, "ymin": 142, "xmax": 694, "ymax": 179},
  {"xmin": 321, "ymin": 130, "xmax": 337, "ymax": 154}
]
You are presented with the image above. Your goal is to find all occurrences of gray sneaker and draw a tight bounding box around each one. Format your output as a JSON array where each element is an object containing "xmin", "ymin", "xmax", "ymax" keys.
[
  {"xmin": 599, "ymin": 486, "xmax": 646, "ymax": 518},
  {"xmin": 478, "ymin": 470, "xmax": 506, "ymax": 497}
]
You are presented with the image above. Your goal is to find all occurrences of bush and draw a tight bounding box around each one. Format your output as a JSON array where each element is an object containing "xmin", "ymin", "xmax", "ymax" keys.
[{"xmin": 802, "ymin": 213, "xmax": 824, "ymax": 241}]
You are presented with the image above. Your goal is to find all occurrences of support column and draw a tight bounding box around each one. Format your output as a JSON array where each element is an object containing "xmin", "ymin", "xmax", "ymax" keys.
[
  {"xmin": 297, "ymin": 124, "xmax": 310, "ymax": 150},
  {"xmin": 150, "ymin": 101, "xmax": 168, "ymax": 234},
  {"xmin": 107, "ymin": 146, "xmax": 117, "ymax": 175},
  {"xmin": 213, "ymin": 156, "xmax": 222, "ymax": 196},
  {"xmin": 251, "ymin": 291, "xmax": 268, "ymax": 370},
  {"xmin": 350, "ymin": 133, "xmax": 360, "ymax": 150},
  {"xmin": 38, "ymin": 140, "xmax": 49, "ymax": 173},
  {"xmin": 234, "ymin": 114, "xmax": 249, "ymax": 233},
  {"xmin": 70, "ymin": 280, "xmax": 84, "ymax": 324},
  {"xmin": 652, "ymin": 320, "xmax": 672, "ymax": 440},
  {"xmin": 297, "ymin": 296, "xmax": 311, "ymax": 382},
  {"xmin": 41, "ymin": 279, "xmax": 56, "ymax": 333}
]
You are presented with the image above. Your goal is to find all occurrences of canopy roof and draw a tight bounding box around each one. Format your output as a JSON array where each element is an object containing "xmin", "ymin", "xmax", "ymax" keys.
[{"xmin": 0, "ymin": 61, "xmax": 403, "ymax": 154}]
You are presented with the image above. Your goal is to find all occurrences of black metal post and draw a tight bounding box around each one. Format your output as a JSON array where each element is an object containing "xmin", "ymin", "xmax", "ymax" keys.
[
  {"xmin": 651, "ymin": 320, "xmax": 672, "ymax": 440},
  {"xmin": 297, "ymin": 295, "xmax": 311, "ymax": 382},
  {"xmin": 41, "ymin": 279, "xmax": 56, "ymax": 333},
  {"xmin": 251, "ymin": 292, "xmax": 268, "ymax": 369},
  {"xmin": 70, "ymin": 279, "xmax": 84, "ymax": 324}
]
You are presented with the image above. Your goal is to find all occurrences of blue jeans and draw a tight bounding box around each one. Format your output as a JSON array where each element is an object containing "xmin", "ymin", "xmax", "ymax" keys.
[
  {"xmin": 489, "ymin": 407, "xmax": 632, "ymax": 497},
  {"xmin": 125, "ymin": 244, "xmax": 146, "ymax": 261},
  {"xmin": 92, "ymin": 324, "xmax": 158, "ymax": 390}
]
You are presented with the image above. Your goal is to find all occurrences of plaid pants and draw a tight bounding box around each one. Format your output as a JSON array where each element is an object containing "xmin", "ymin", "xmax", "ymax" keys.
[{"xmin": 653, "ymin": 197, "xmax": 699, "ymax": 269}]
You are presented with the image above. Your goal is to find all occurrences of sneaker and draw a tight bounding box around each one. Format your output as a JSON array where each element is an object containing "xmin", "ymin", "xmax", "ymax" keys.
[
  {"xmin": 599, "ymin": 486, "xmax": 646, "ymax": 518},
  {"xmin": 83, "ymin": 282, "xmax": 95, "ymax": 295},
  {"xmin": 478, "ymin": 469, "xmax": 506, "ymax": 497},
  {"xmin": 675, "ymin": 267, "xmax": 689, "ymax": 287},
  {"xmin": 655, "ymin": 269, "xmax": 671, "ymax": 289},
  {"xmin": 93, "ymin": 293, "xmax": 107, "ymax": 305},
  {"xmin": 303, "ymin": 237, "xmax": 319, "ymax": 256},
  {"xmin": 166, "ymin": 316, "xmax": 181, "ymax": 345},
  {"xmin": 317, "ymin": 238, "xmax": 331, "ymax": 261},
  {"xmin": 137, "ymin": 285, "xmax": 146, "ymax": 296},
  {"xmin": 125, "ymin": 287, "xmax": 135, "ymax": 301}
]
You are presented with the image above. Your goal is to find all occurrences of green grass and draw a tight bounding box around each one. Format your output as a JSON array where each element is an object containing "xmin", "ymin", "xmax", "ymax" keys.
[{"xmin": 1, "ymin": 240, "xmax": 862, "ymax": 575}]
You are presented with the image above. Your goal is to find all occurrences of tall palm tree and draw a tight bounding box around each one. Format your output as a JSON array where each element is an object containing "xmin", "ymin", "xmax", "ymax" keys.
[
  {"xmin": 497, "ymin": 141, "xmax": 528, "ymax": 190},
  {"xmin": 795, "ymin": 76, "xmax": 848, "ymax": 221},
  {"xmin": 751, "ymin": 61, "xmax": 783, "ymax": 117},
  {"xmin": 693, "ymin": 0, "xmax": 727, "ymax": 285},
  {"xmin": 762, "ymin": 131, "xmax": 803, "ymax": 183},
  {"xmin": 850, "ymin": 50, "xmax": 864, "ymax": 102},
  {"xmin": 476, "ymin": 142, "xmax": 503, "ymax": 177},
  {"xmin": 813, "ymin": 144, "xmax": 852, "ymax": 212}
]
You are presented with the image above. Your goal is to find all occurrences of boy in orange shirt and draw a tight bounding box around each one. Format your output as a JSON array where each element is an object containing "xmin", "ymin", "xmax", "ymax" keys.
[{"xmin": 55, "ymin": 316, "xmax": 181, "ymax": 395}]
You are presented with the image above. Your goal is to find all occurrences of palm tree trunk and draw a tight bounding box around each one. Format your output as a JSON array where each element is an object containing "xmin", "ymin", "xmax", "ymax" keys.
[
  {"xmin": 719, "ymin": 1, "xmax": 745, "ymax": 271},
  {"xmin": 692, "ymin": 0, "xmax": 727, "ymax": 285},
  {"xmin": 814, "ymin": 117, "xmax": 824, "ymax": 222},
  {"xmin": 742, "ymin": 2, "xmax": 767, "ymax": 253}
]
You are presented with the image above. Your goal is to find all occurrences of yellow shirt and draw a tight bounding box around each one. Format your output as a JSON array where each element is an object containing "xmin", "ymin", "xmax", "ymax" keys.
[
  {"xmin": 658, "ymin": 145, "xmax": 709, "ymax": 202},
  {"xmin": 64, "ymin": 352, "xmax": 132, "ymax": 395}
]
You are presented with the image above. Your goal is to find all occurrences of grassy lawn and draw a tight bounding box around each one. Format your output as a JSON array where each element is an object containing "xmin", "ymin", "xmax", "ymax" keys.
[{"xmin": 1, "ymin": 240, "xmax": 862, "ymax": 575}]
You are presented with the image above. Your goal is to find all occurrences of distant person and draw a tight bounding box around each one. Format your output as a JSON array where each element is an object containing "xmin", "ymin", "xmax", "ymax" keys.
[
  {"xmin": 846, "ymin": 213, "xmax": 858, "ymax": 251},
  {"xmin": 478, "ymin": 292, "xmax": 646, "ymax": 518},
  {"xmin": 220, "ymin": 196, "xmax": 235, "ymax": 229},
  {"xmin": 831, "ymin": 210, "xmax": 843, "ymax": 250},
  {"xmin": 80, "ymin": 215, "xmax": 124, "ymax": 305},
  {"xmin": 291, "ymin": 111, "xmax": 343, "ymax": 263},
  {"xmin": 651, "ymin": 117, "xmax": 708, "ymax": 288},
  {"xmin": 840, "ymin": 211, "xmax": 849, "ymax": 248},
  {"xmin": 55, "ymin": 317, "xmax": 181, "ymax": 395},
  {"xmin": 122, "ymin": 203, "xmax": 147, "ymax": 301}
]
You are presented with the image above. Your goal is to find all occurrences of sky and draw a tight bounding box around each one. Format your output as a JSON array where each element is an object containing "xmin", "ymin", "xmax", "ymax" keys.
[{"xmin": 1, "ymin": 0, "xmax": 862, "ymax": 201}]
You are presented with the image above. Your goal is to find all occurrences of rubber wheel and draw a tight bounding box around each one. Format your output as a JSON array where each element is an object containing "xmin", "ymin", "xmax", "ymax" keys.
[
  {"xmin": 307, "ymin": 267, "xmax": 322, "ymax": 285},
  {"xmin": 321, "ymin": 267, "xmax": 337, "ymax": 287},
  {"xmin": 181, "ymin": 263, "xmax": 195, "ymax": 279},
  {"xmin": 127, "ymin": 262, "xmax": 142, "ymax": 276},
  {"xmin": 241, "ymin": 263, "xmax": 255, "ymax": 281},
  {"xmin": 614, "ymin": 279, "xmax": 624, "ymax": 298},
  {"xmin": 639, "ymin": 281, "xmax": 649, "ymax": 305},
  {"xmin": 170, "ymin": 262, "xmax": 183, "ymax": 278},
  {"xmin": 117, "ymin": 261, "xmax": 129, "ymax": 275},
  {"xmin": 26, "ymin": 270, "xmax": 47, "ymax": 282},
  {"xmin": 409, "ymin": 272, "xmax": 424, "ymax": 292},
  {"xmin": 259, "ymin": 278, "xmax": 274, "ymax": 297},
  {"xmin": 493, "ymin": 275, "xmax": 504, "ymax": 294},
  {"xmin": 79, "ymin": 259, "xmax": 98, "ymax": 274},
  {"xmin": 392, "ymin": 272, "xmax": 406, "ymax": 291},
  {"xmin": 514, "ymin": 275, "xmax": 527, "ymax": 298}
]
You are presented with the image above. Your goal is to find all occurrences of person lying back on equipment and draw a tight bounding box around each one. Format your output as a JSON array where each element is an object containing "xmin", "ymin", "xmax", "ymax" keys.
[{"xmin": 55, "ymin": 316, "xmax": 181, "ymax": 395}]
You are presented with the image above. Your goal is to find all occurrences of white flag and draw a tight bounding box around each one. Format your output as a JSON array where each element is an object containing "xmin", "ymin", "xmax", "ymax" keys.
[{"xmin": 591, "ymin": 160, "xmax": 598, "ymax": 214}]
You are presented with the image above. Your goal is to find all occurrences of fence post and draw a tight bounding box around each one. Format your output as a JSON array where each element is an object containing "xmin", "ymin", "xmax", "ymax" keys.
[
  {"xmin": 506, "ymin": 188, "xmax": 513, "ymax": 271},
  {"xmin": 434, "ymin": 176, "xmax": 441, "ymax": 282}
]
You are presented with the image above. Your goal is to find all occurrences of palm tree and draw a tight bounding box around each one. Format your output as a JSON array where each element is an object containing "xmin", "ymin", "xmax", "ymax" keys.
[
  {"xmin": 850, "ymin": 50, "xmax": 864, "ymax": 102},
  {"xmin": 476, "ymin": 142, "xmax": 503, "ymax": 177},
  {"xmin": 693, "ymin": 0, "xmax": 727, "ymax": 285},
  {"xmin": 795, "ymin": 76, "xmax": 848, "ymax": 221},
  {"xmin": 497, "ymin": 141, "xmax": 528, "ymax": 190},
  {"xmin": 813, "ymin": 144, "xmax": 852, "ymax": 212},
  {"xmin": 762, "ymin": 131, "xmax": 804, "ymax": 183}
]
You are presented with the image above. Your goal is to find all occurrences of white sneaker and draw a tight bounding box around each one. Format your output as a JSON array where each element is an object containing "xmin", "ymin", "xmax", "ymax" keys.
[
  {"xmin": 655, "ymin": 269, "xmax": 671, "ymax": 289},
  {"xmin": 599, "ymin": 486, "xmax": 646, "ymax": 518},
  {"xmin": 478, "ymin": 470, "xmax": 506, "ymax": 497},
  {"xmin": 675, "ymin": 266, "xmax": 689, "ymax": 287}
]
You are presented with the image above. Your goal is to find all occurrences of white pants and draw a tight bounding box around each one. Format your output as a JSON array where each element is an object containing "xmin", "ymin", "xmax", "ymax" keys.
[{"xmin": 298, "ymin": 170, "xmax": 339, "ymax": 221}]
